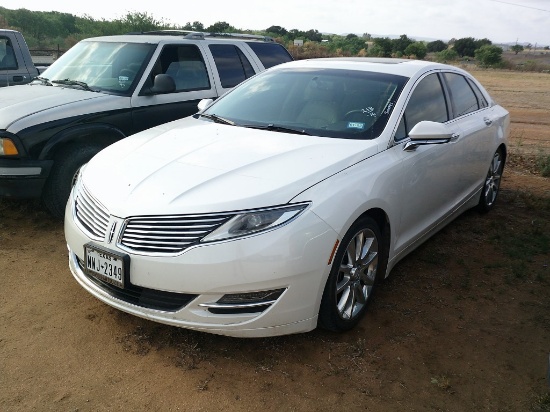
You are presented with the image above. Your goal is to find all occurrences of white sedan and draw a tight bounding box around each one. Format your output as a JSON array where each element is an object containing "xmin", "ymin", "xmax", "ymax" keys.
[{"xmin": 64, "ymin": 58, "xmax": 509, "ymax": 337}]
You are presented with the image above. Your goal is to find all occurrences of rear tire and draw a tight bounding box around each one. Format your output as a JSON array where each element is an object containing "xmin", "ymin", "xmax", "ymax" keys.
[
  {"xmin": 41, "ymin": 144, "xmax": 103, "ymax": 219},
  {"xmin": 319, "ymin": 215, "xmax": 385, "ymax": 332},
  {"xmin": 477, "ymin": 148, "xmax": 504, "ymax": 213}
]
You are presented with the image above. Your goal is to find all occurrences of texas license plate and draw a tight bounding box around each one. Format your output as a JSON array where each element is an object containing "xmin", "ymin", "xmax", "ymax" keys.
[{"xmin": 84, "ymin": 244, "xmax": 126, "ymax": 288}]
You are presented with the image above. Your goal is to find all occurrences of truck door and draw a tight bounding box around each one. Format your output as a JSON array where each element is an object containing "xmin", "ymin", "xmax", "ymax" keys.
[{"xmin": 0, "ymin": 35, "xmax": 32, "ymax": 87}]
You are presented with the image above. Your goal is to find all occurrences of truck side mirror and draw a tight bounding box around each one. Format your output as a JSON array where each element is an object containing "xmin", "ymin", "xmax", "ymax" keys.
[{"xmin": 142, "ymin": 74, "xmax": 176, "ymax": 95}]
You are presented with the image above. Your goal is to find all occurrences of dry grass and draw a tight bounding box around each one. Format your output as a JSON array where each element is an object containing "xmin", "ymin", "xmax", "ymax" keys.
[{"xmin": 466, "ymin": 68, "xmax": 550, "ymax": 156}]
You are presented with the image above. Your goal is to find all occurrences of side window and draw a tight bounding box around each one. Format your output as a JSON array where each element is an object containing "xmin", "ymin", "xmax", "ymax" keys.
[
  {"xmin": 209, "ymin": 44, "xmax": 255, "ymax": 88},
  {"xmin": 153, "ymin": 45, "xmax": 210, "ymax": 92},
  {"xmin": 0, "ymin": 37, "xmax": 17, "ymax": 70},
  {"xmin": 466, "ymin": 78, "xmax": 489, "ymax": 109},
  {"xmin": 245, "ymin": 42, "xmax": 293, "ymax": 69},
  {"xmin": 397, "ymin": 73, "xmax": 448, "ymax": 141},
  {"xmin": 442, "ymin": 72, "xmax": 479, "ymax": 117}
]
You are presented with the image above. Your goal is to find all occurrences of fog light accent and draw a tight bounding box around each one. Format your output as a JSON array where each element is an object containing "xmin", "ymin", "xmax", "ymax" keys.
[
  {"xmin": 199, "ymin": 288, "xmax": 286, "ymax": 314},
  {"xmin": 218, "ymin": 288, "xmax": 285, "ymax": 304}
]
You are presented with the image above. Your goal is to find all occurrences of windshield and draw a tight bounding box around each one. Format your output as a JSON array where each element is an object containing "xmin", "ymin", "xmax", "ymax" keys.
[
  {"xmin": 39, "ymin": 41, "xmax": 155, "ymax": 95},
  {"xmin": 203, "ymin": 68, "xmax": 408, "ymax": 139}
]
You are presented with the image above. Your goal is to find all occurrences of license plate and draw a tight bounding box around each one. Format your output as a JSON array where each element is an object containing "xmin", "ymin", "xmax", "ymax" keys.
[{"xmin": 84, "ymin": 244, "xmax": 126, "ymax": 288}]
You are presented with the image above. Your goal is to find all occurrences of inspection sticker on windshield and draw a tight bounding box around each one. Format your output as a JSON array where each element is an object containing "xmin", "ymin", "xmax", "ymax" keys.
[
  {"xmin": 347, "ymin": 122, "xmax": 365, "ymax": 130},
  {"xmin": 84, "ymin": 244, "xmax": 126, "ymax": 288}
]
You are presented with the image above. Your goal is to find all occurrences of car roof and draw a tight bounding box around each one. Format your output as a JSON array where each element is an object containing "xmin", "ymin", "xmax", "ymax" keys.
[{"xmin": 274, "ymin": 57, "xmax": 457, "ymax": 78}]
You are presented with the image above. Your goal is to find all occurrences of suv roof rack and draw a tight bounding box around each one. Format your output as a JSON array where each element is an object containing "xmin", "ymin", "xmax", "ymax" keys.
[{"xmin": 128, "ymin": 30, "xmax": 274, "ymax": 42}]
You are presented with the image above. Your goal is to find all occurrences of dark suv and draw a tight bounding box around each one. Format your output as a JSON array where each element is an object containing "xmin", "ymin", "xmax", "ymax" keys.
[{"xmin": 0, "ymin": 31, "xmax": 293, "ymax": 217}]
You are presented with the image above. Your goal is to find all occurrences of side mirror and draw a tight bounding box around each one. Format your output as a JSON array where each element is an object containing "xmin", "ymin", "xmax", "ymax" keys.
[
  {"xmin": 197, "ymin": 98, "xmax": 214, "ymax": 113},
  {"xmin": 142, "ymin": 74, "xmax": 176, "ymax": 95},
  {"xmin": 404, "ymin": 121, "xmax": 458, "ymax": 151}
]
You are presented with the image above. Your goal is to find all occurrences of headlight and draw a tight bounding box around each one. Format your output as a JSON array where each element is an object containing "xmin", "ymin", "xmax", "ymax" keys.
[
  {"xmin": 0, "ymin": 138, "xmax": 18, "ymax": 156},
  {"xmin": 201, "ymin": 203, "xmax": 309, "ymax": 242}
]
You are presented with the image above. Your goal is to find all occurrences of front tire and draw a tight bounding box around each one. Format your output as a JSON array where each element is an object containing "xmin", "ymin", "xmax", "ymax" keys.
[
  {"xmin": 42, "ymin": 144, "xmax": 103, "ymax": 219},
  {"xmin": 319, "ymin": 216, "xmax": 384, "ymax": 332}
]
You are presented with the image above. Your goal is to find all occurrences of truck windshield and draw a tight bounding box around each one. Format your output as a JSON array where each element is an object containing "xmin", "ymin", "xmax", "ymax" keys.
[{"xmin": 40, "ymin": 41, "xmax": 155, "ymax": 95}]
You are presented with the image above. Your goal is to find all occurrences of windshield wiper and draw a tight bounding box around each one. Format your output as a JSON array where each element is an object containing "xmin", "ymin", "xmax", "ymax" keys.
[
  {"xmin": 33, "ymin": 76, "xmax": 53, "ymax": 86},
  {"xmin": 199, "ymin": 113, "xmax": 236, "ymax": 126},
  {"xmin": 242, "ymin": 123, "xmax": 311, "ymax": 136},
  {"xmin": 52, "ymin": 79, "xmax": 95, "ymax": 92}
]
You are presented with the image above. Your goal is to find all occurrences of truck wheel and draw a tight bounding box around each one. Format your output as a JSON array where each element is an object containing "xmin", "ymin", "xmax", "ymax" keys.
[{"xmin": 42, "ymin": 144, "xmax": 103, "ymax": 219}]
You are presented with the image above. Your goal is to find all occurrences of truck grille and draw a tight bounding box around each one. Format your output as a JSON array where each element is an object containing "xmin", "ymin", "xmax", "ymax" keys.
[
  {"xmin": 120, "ymin": 214, "xmax": 232, "ymax": 254},
  {"xmin": 74, "ymin": 183, "xmax": 110, "ymax": 240}
]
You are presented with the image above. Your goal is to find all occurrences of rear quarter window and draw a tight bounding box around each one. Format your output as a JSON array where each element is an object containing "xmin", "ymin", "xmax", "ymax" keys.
[{"xmin": 245, "ymin": 42, "xmax": 293, "ymax": 69}]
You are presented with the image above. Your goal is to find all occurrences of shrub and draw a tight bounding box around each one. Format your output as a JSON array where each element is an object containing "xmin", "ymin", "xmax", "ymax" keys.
[
  {"xmin": 436, "ymin": 48, "xmax": 459, "ymax": 63},
  {"xmin": 475, "ymin": 45, "xmax": 503, "ymax": 67}
]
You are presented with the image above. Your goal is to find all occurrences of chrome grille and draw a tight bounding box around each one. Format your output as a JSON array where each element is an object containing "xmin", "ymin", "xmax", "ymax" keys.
[
  {"xmin": 120, "ymin": 214, "xmax": 232, "ymax": 254},
  {"xmin": 74, "ymin": 183, "xmax": 110, "ymax": 240}
]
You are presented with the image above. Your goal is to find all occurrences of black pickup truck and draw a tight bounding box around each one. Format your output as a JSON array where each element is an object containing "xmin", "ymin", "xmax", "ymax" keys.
[
  {"xmin": 0, "ymin": 31, "xmax": 293, "ymax": 217},
  {"xmin": 0, "ymin": 29, "xmax": 47, "ymax": 87}
]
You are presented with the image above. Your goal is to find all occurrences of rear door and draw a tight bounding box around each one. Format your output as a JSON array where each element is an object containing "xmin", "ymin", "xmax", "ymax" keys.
[{"xmin": 440, "ymin": 72, "xmax": 495, "ymax": 198}]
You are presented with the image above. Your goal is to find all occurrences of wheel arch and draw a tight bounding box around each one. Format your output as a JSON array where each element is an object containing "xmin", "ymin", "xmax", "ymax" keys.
[
  {"xmin": 498, "ymin": 143, "xmax": 507, "ymax": 166},
  {"xmin": 39, "ymin": 124, "xmax": 127, "ymax": 160},
  {"xmin": 356, "ymin": 207, "xmax": 391, "ymax": 280}
]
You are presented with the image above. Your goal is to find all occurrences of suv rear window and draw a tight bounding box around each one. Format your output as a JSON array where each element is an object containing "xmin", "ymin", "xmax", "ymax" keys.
[{"xmin": 245, "ymin": 42, "xmax": 293, "ymax": 69}]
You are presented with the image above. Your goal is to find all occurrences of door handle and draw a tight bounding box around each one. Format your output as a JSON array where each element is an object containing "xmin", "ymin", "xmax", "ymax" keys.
[
  {"xmin": 12, "ymin": 76, "xmax": 24, "ymax": 82},
  {"xmin": 484, "ymin": 117, "xmax": 493, "ymax": 126}
]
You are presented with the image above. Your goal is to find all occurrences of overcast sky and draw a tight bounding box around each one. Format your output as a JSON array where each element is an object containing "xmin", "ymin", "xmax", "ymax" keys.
[{"xmin": 2, "ymin": 0, "xmax": 549, "ymax": 45}]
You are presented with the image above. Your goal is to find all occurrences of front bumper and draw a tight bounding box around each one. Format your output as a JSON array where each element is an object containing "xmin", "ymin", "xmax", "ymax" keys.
[
  {"xmin": 0, "ymin": 158, "xmax": 53, "ymax": 198},
  {"xmin": 65, "ymin": 203, "xmax": 339, "ymax": 338}
]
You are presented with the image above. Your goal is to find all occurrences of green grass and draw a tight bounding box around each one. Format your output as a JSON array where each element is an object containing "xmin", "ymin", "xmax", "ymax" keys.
[{"xmin": 536, "ymin": 154, "xmax": 550, "ymax": 177}]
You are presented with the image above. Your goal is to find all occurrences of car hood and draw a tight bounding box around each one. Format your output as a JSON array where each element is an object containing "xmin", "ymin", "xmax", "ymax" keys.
[
  {"xmin": 0, "ymin": 84, "xmax": 109, "ymax": 130},
  {"xmin": 82, "ymin": 118, "xmax": 381, "ymax": 216}
]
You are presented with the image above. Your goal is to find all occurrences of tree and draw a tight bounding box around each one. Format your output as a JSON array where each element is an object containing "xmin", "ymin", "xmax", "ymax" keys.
[
  {"xmin": 474, "ymin": 38, "xmax": 492, "ymax": 49},
  {"xmin": 392, "ymin": 34, "xmax": 414, "ymax": 54},
  {"xmin": 369, "ymin": 37, "xmax": 392, "ymax": 57},
  {"xmin": 114, "ymin": 11, "xmax": 167, "ymax": 33},
  {"xmin": 304, "ymin": 29, "xmax": 322, "ymax": 42},
  {"xmin": 426, "ymin": 40, "xmax": 447, "ymax": 53},
  {"xmin": 475, "ymin": 44, "xmax": 503, "ymax": 66},
  {"xmin": 207, "ymin": 21, "xmax": 234, "ymax": 33},
  {"xmin": 265, "ymin": 26, "xmax": 287, "ymax": 36},
  {"xmin": 405, "ymin": 42, "xmax": 427, "ymax": 59},
  {"xmin": 183, "ymin": 21, "xmax": 205, "ymax": 32},
  {"xmin": 510, "ymin": 44, "xmax": 524, "ymax": 54},
  {"xmin": 453, "ymin": 37, "xmax": 477, "ymax": 57}
]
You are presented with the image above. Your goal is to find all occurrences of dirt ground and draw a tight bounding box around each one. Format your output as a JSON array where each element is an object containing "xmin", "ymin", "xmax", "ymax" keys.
[{"xmin": 1, "ymin": 69, "xmax": 549, "ymax": 412}]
